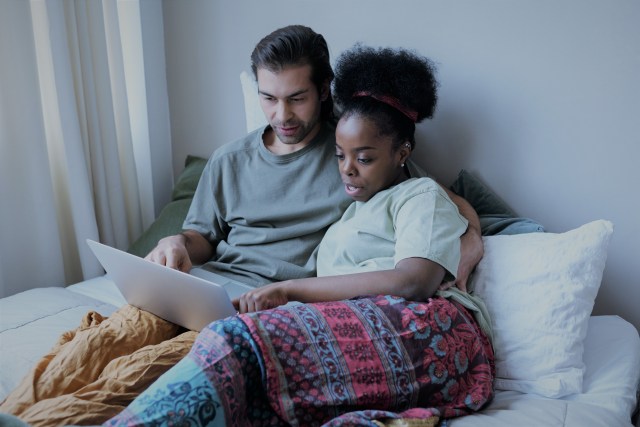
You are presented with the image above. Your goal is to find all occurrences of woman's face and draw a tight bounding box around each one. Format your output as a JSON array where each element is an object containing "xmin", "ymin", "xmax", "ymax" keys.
[{"xmin": 335, "ymin": 114, "xmax": 409, "ymax": 202}]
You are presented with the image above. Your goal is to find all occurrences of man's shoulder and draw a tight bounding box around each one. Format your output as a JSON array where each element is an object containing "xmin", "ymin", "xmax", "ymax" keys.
[{"xmin": 211, "ymin": 127, "xmax": 264, "ymax": 160}]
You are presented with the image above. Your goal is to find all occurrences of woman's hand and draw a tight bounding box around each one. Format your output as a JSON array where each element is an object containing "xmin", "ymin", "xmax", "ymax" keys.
[
  {"xmin": 233, "ymin": 281, "xmax": 290, "ymax": 314},
  {"xmin": 232, "ymin": 255, "xmax": 449, "ymax": 314}
]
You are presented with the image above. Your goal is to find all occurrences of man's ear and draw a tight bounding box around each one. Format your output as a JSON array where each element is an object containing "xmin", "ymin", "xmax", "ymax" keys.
[{"xmin": 319, "ymin": 80, "xmax": 330, "ymax": 101}]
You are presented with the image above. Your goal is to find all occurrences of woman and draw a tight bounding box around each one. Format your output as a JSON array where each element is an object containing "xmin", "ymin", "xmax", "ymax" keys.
[{"xmin": 105, "ymin": 45, "xmax": 494, "ymax": 427}]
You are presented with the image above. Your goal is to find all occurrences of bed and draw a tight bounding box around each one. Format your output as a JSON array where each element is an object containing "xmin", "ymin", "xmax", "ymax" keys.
[
  {"xmin": 1, "ymin": 274, "xmax": 639, "ymax": 426},
  {"xmin": 1, "ymin": 159, "xmax": 639, "ymax": 426},
  {"xmin": 1, "ymin": 74, "xmax": 639, "ymax": 426}
]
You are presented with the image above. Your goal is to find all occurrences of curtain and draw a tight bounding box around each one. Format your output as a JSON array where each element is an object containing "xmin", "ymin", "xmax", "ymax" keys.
[{"xmin": 0, "ymin": 0, "xmax": 158, "ymax": 297}]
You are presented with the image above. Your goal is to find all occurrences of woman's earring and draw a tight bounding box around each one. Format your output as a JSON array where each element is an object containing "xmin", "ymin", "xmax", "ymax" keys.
[{"xmin": 401, "ymin": 163, "xmax": 405, "ymax": 168}]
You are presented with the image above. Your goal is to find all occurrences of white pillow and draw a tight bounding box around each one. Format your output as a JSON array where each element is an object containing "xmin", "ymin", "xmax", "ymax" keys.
[
  {"xmin": 240, "ymin": 70, "xmax": 268, "ymax": 133},
  {"xmin": 471, "ymin": 220, "xmax": 613, "ymax": 398}
]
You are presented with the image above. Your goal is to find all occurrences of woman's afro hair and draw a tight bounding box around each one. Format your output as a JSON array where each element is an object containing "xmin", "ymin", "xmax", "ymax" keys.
[{"xmin": 333, "ymin": 44, "xmax": 438, "ymax": 123}]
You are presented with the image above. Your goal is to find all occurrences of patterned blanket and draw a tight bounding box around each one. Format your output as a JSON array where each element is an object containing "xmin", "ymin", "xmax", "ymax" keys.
[{"xmin": 107, "ymin": 295, "xmax": 495, "ymax": 426}]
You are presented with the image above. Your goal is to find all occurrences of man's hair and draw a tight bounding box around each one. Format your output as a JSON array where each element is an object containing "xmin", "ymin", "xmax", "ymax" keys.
[{"xmin": 251, "ymin": 25, "xmax": 334, "ymax": 121}]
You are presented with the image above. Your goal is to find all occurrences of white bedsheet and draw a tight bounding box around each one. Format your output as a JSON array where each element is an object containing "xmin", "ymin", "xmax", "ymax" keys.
[
  {"xmin": 1, "ymin": 276, "xmax": 639, "ymax": 426},
  {"xmin": 66, "ymin": 274, "xmax": 126, "ymax": 307},
  {"xmin": 0, "ymin": 281, "xmax": 120, "ymax": 401},
  {"xmin": 567, "ymin": 315, "xmax": 640, "ymax": 419},
  {"xmin": 449, "ymin": 315, "xmax": 640, "ymax": 427}
]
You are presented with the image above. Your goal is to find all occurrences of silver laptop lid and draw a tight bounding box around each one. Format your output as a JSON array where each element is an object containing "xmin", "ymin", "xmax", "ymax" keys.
[{"xmin": 87, "ymin": 239, "xmax": 239, "ymax": 331}]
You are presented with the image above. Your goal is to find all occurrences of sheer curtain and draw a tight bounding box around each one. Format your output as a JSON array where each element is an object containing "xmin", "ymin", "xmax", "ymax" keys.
[{"xmin": 0, "ymin": 0, "xmax": 160, "ymax": 297}]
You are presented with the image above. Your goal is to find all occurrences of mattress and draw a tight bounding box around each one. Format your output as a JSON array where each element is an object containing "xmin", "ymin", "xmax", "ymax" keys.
[
  {"xmin": 448, "ymin": 315, "xmax": 640, "ymax": 427},
  {"xmin": 1, "ymin": 276, "xmax": 639, "ymax": 426},
  {"xmin": 0, "ymin": 277, "xmax": 121, "ymax": 400}
]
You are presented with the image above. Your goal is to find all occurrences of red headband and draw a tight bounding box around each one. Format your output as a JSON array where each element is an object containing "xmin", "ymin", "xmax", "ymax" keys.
[{"xmin": 353, "ymin": 91, "xmax": 418, "ymax": 123}]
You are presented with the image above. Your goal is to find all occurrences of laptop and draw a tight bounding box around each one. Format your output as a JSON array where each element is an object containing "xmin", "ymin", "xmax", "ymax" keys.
[{"xmin": 86, "ymin": 239, "xmax": 253, "ymax": 331}]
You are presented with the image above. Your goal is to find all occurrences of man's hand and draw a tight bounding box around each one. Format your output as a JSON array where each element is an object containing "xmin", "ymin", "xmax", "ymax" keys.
[
  {"xmin": 439, "ymin": 185, "xmax": 484, "ymax": 293},
  {"xmin": 439, "ymin": 227, "xmax": 484, "ymax": 293},
  {"xmin": 233, "ymin": 282, "xmax": 290, "ymax": 313},
  {"xmin": 145, "ymin": 234, "xmax": 193, "ymax": 273}
]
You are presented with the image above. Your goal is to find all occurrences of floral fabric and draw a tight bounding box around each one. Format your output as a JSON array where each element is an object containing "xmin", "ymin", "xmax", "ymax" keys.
[{"xmin": 106, "ymin": 295, "xmax": 494, "ymax": 426}]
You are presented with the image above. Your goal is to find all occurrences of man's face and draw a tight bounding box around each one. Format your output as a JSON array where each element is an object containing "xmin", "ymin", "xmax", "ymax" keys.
[{"xmin": 257, "ymin": 64, "xmax": 326, "ymax": 150}]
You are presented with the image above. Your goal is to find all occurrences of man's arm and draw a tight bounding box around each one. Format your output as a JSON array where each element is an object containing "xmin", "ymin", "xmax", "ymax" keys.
[
  {"xmin": 440, "ymin": 187, "xmax": 484, "ymax": 292},
  {"xmin": 145, "ymin": 230, "xmax": 215, "ymax": 273}
]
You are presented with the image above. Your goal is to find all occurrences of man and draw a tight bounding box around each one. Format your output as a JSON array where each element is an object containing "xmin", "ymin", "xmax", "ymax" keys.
[{"xmin": 147, "ymin": 24, "xmax": 483, "ymax": 292}]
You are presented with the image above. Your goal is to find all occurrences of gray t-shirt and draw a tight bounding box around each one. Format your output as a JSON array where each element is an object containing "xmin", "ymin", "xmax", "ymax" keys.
[{"xmin": 184, "ymin": 122, "xmax": 352, "ymax": 286}]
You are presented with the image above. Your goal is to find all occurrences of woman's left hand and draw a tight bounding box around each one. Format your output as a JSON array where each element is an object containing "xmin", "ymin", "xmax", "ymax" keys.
[{"xmin": 232, "ymin": 282, "xmax": 290, "ymax": 314}]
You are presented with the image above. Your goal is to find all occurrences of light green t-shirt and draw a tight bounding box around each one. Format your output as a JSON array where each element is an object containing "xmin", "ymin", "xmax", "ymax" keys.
[{"xmin": 317, "ymin": 177, "xmax": 468, "ymax": 279}]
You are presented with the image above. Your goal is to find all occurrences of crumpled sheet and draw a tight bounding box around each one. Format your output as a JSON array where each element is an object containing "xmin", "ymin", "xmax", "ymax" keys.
[{"xmin": 0, "ymin": 305, "xmax": 196, "ymax": 427}]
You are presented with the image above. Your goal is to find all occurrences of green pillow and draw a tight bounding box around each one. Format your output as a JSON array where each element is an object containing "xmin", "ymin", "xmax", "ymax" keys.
[
  {"xmin": 450, "ymin": 169, "xmax": 545, "ymax": 236},
  {"xmin": 127, "ymin": 155, "xmax": 208, "ymax": 257},
  {"xmin": 171, "ymin": 155, "xmax": 208, "ymax": 201}
]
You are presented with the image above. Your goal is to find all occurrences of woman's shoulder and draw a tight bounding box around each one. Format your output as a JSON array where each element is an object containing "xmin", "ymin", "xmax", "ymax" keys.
[
  {"xmin": 380, "ymin": 178, "xmax": 455, "ymax": 211},
  {"xmin": 362, "ymin": 178, "xmax": 448, "ymax": 211},
  {"xmin": 396, "ymin": 177, "xmax": 443, "ymax": 196}
]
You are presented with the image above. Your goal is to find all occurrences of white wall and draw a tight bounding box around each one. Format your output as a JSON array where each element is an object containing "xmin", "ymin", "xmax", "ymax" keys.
[{"xmin": 161, "ymin": 0, "xmax": 640, "ymax": 330}]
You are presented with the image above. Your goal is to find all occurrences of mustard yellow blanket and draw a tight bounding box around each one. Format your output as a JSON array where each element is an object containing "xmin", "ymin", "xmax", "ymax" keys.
[{"xmin": 0, "ymin": 305, "xmax": 196, "ymax": 426}]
